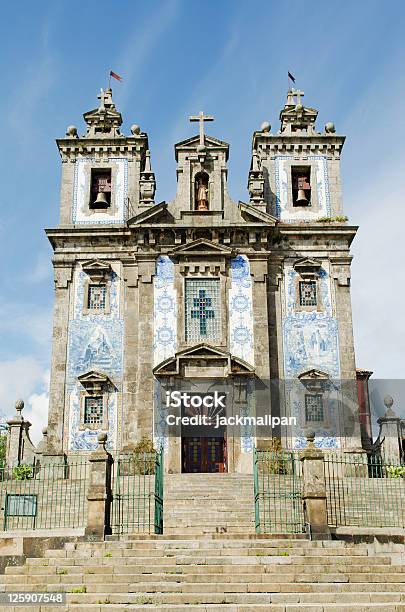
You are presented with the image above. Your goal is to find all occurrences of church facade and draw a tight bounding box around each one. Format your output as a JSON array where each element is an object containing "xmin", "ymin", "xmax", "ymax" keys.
[{"xmin": 44, "ymin": 88, "xmax": 362, "ymax": 473}]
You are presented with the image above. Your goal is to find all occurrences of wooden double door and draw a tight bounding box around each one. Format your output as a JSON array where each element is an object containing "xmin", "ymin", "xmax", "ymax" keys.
[{"xmin": 182, "ymin": 436, "xmax": 227, "ymax": 473}]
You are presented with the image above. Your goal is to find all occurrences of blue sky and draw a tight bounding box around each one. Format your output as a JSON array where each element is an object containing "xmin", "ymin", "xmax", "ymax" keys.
[{"xmin": 1, "ymin": 0, "xmax": 405, "ymax": 439}]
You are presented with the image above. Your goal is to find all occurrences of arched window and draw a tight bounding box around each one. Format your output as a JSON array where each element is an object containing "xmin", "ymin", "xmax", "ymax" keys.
[{"xmin": 194, "ymin": 171, "xmax": 209, "ymax": 211}]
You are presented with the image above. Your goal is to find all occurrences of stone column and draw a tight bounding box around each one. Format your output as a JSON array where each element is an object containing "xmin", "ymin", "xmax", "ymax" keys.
[
  {"xmin": 46, "ymin": 264, "xmax": 73, "ymax": 456},
  {"xmin": 121, "ymin": 261, "xmax": 139, "ymax": 450},
  {"xmin": 378, "ymin": 396, "xmax": 402, "ymax": 463},
  {"xmin": 6, "ymin": 400, "xmax": 36, "ymax": 467},
  {"xmin": 85, "ymin": 433, "xmax": 113, "ymax": 540},
  {"xmin": 300, "ymin": 432, "xmax": 331, "ymax": 540},
  {"xmin": 6, "ymin": 400, "xmax": 25, "ymax": 467}
]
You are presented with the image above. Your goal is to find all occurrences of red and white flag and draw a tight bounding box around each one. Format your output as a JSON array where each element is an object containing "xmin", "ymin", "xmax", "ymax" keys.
[{"xmin": 110, "ymin": 70, "xmax": 122, "ymax": 82}]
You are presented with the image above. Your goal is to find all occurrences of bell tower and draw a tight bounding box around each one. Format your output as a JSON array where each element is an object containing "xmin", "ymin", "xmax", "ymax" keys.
[
  {"xmin": 249, "ymin": 89, "xmax": 362, "ymax": 450},
  {"xmin": 170, "ymin": 111, "xmax": 232, "ymax": 220},
  {"xmin": 45, "ymin": 88, "xmax": 156, "ymax": 455}
]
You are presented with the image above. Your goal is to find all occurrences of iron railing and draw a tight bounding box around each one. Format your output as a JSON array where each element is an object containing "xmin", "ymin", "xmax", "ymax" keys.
[
  {"xmin": 253, "ymin": 447, "xmax": 304, "ymax": 534},
  {"xmin": 0, "ymin": 458, "xmax": 89, "ymax": 531},
  {"xmin": 325, "ymin": 452, "xmax": 405, "ymax": 528},
  {"xmin": 111, "ymin": 449, "xmax": 163, "ymax": 535}
]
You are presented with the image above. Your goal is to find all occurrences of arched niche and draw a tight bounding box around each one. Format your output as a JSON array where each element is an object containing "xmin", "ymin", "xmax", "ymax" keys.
[{"xmin": 194, "ymin": 171, "xmax": 210, "ymax": 211}]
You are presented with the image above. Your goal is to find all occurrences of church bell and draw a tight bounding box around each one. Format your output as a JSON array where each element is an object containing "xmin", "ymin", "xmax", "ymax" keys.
[
  {"xmin": 296, "ymin": 189, "xmax": 309, "ymax": 205},
  {"xmin": 93, "ymin": 191, "xmax": 109, "ymax": 208}
]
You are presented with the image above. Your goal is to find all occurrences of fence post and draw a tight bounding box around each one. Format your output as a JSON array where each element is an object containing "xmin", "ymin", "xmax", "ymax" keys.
[
  {"xmin": 85, "ymin": 432, "xmax": 113, "ymax": 540},
  {"xmin": 6, "ymin": 400, "xmax": 36, "ymax": 467},
  {"xmin": 299, "ymin": 431, "xmax": 330, "ymax": 540}
]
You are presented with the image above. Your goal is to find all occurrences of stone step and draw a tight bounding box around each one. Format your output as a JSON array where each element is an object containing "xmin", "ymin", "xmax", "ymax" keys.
[
  {"xmin": 38, "ymin": 549, "xmax": 394, "ymax": 563},
  {"xmin": 1, "ymin": 563, "xmax": 405, "ymax": 586},
  {"xmin": 41, "ymin": 591, "xmax": 405, "ymax": 605},
  {"xmin": 4, "ymin": 581, "xmax": 405, "ymax": 595},
  {"xmin": 0, "ymin": 604, "xmax": 403, "ymax": 612}
]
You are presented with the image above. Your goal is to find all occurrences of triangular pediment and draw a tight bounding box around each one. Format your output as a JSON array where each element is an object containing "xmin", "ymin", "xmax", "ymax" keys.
[
  {"xmin": 82, "ymin": 259, "xmax": 111, "ymax": 272},
  {"xmin": 175, "ymin": 134, "xmax": 229, "ymax": 149},
  {"xmin": 177, "ymin": 344, "xmax": 229, "ymax": 359},
  {"xmin": 298, "ymin": 368, "xmax": 330, "ymax": 380},
  {"xmin": 153, "ymin": 343, "xmax": 254, "ymax": 377},
  {"xmin": 294, "ymin": 258, "xmax": 322, "ymax": 268},
  {"xmin": 293, "ymin": 258, "xmax": 322, "ymax": 277},
  {"xmin": 175, "ymin": 134, "xmax": 229, "ymax": 161},
  {"xmin": 172, "ymin": 238, "xmax": 234, "ymax": 257},
  {"xmin": 238, "ymin": 202, "xmax": 278, "ymax": 225},
  {"xmin": 77, "ymin": 370, "xmax": 111, "ymax": 391},
  {"xmin": 127, "ymin": 201, "xmax": 173, "ymax": 225},
  {"xmin": 82, "ymin": 259, "xmax": 111, "ymax": 280}
]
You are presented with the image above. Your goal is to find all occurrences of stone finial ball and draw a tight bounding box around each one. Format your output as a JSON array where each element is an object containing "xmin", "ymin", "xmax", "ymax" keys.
[
  {"xmin": 15, "ymin": 399, "xmax": 24, "ymax": 411},
  {"xmin": 97, "ymin": 432, "xmax": 108, "ymax": 443},
  {"xmin": 384, "ymin": 395, "xmax": 394, "ymax": 408},
  {"xmin": 131, "ymin": 124, "xmax": 141, "ymax": 135},
  {"xmin": 295, "ymin": 103, "xmax": 303, "ymax": 112},
  {"xmin": 261, "ymin": 121, "xmax": 271, "ymax": 133},
  {"xmin": 325, "ymin": 122, "xmax": 336, "ymax": 133},
  {"xmin": 66, "ymin": 125, "xmax": 78, "ymax": 137},
  {"xmin": 196, "ymin": 143, "xmax": 205, "ymax": 153},
  {"xmin": 305, "ymin": 430, "xmax": 316, "ymax": 442}
]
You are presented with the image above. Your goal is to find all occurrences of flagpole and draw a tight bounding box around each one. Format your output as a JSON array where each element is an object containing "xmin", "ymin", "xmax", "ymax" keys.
[{"xmin": 108, "ymin": 71, "xmax": 111, "ymax": 90}]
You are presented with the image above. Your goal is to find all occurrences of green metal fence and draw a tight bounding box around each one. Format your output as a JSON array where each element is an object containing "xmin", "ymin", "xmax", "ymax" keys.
[
  {"xmin": 253, "ymin": 447, "xmax": 305, "ymax": 534},
  {"xmin": 111, "ymin": 449, "xmax": 163, "ymax": 535},
  {"xmin": 0, "ymin": 458, "xmax": 89, "ymax": 531},
  {"xmin": 325, "ymin": 452, "xmax": 405, "ymax": 528}
]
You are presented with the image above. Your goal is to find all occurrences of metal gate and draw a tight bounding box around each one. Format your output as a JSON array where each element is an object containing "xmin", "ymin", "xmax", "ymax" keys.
[
  {"xmin": 111, "ymin": 449, "xmax": 163, "ymax": 535},
  {"xmin": 254, "ymin": 447, "xmax": 305, "ymax": 534}
]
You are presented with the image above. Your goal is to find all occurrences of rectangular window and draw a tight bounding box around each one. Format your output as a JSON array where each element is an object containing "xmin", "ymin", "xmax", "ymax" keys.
[
  {"xmin": 292, "ymin": 166, "xmax": 311, "ymax": 206},
  {"xmin": 84, "ymin": 396, "xmax": 103, "ymax": 425},
  {"xmin": 185, "ymin": 278, "xmax": 221, "ymax": 343},
  {"xmin": 88, "ymin": 284, "xmax": 107, "ymax": 310},
  {"xmin": 305, "ymin": 394, "xmax": 324, "ymax": 422},
  {"xmin": 90, "ymin": 168, "xmax": 112, "ymax": 209},
  {"xmin": 299, "ymin": 280, "xmax": 317, "ymax": 307}
]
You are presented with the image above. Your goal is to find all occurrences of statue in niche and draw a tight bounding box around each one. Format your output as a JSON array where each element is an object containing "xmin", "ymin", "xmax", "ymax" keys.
[{"xmin": 195, "ymin": 172, "xmax": 209, "ymax": 211}]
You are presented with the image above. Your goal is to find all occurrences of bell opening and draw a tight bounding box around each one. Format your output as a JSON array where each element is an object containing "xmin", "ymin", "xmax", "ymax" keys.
[
  {"xmin": 292, "ymin": 166, "xmax": 311, "ymax": 207},
  {"xmin": 89, "ymin": 168, "xmax": 112, "ymax": 209}
]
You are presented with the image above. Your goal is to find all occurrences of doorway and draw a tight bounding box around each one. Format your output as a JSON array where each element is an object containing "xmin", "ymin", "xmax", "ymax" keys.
[{"xmin": 182, "ymin": 436, "xmax": 227, "ymax": 473}]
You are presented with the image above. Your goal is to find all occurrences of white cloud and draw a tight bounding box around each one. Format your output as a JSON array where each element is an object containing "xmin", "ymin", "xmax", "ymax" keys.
[
  {"xmin": 349, "ymin": 158, "xmax": 405, "ymax": 379},
  {"xmin": 24, "ymin": 370, "xmax": 50, "ymax": 445},
  {"xmin": 0, "ymin": 298, "xmax": 52, "ymax": 348},
  {"xmin": 0, "ymin": 358, "xmax": 49, "ymax": 446},
  {"xmin": 24, "ymin": 251, "xmax": 53, "ymax": 284},
  {"xmin": 0, "ymin": 357, "xmax": 45, "ymax": 417}
]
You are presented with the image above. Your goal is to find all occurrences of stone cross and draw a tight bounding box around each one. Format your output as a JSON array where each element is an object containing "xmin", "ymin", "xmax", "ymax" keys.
[
  {"xmin": 287, "ymin": 89, "xmax": 305, "ymax": 106},
  {"xmin": 293, "ymin": 89, "xmax": 305, "ymax": 105},
  {"xmin": 189, "ymin": 111, "xmax": 214, "ymax": 145},
  {"xmin": 98, "ymin": 88, "xmax": 112, "ymax": 112}
]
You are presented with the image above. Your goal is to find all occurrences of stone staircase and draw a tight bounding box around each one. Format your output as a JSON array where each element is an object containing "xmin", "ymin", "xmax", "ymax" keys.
[
  {"xmin": 1, "ymin": 536, "xmax": 405, "ymax": 610},
  {"xmin": 164, "ymin": 473, "xmax": 255, "ymax": 535}
]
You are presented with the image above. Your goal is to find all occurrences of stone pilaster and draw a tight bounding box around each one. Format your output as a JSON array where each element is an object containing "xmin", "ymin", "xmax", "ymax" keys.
[
  {"xmin": 332, "ymin": 259, "xmax": 362, "ymax": 448},
  {"xmin": 85, "ymin": 432, "xmax": 113, "ymax": 540},
  {"xmin": 46, "ymin": 264, "xmax": 73, "ymax": 455},
  {"xmin": 121, "ymin": 262, "xmax": 139, "ymax": 449},
  {"xmin": 123, "ymin": 259, "xmax": 155, "ymax": 450},
  {"xmin": 300, "ymin": 432, "xmax": 331, "ymax": 540}
]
